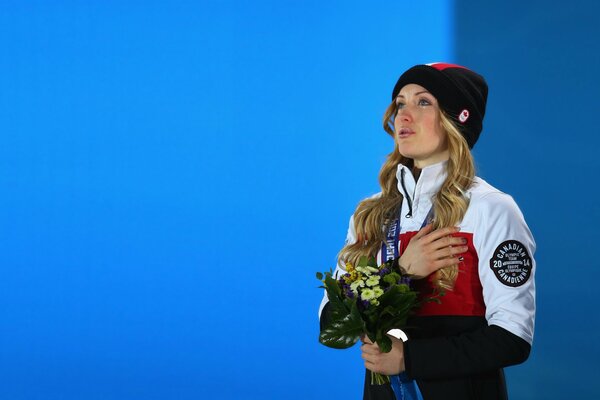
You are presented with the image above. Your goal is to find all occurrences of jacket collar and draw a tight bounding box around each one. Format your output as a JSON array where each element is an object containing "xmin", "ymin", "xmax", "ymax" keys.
[{"xmin": 396, "ymin": 160, "xmax": 448, "ymax": 203}]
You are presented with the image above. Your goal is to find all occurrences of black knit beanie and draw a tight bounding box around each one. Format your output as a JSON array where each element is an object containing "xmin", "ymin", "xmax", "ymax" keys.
[{"xmin": 391, "ymin": 62, "xmax": 488, "ymax": 148}]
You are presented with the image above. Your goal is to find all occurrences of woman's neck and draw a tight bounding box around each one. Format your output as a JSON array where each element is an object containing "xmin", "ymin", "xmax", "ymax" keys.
[
  {"xmin": 413, "ymin": 151, "xmax": 449, "ymax": 170},
  {"xmin": 411, "ymin": 166, "xmax": 422, "ymax": 181}
]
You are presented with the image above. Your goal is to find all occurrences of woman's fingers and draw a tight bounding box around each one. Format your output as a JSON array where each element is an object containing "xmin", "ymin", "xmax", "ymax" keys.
[
  {"xmin": 427, "ymin": 234, "xmax": 467, "ymax": 251},
  {"xmin": 431, "ymin": 245, "xmax": 468, "ymax": 261},
  {"xmin": 360, "ymin": 343, "xmax": 381, "ymax": 355},
  {"xmin": 401, "ymin": 226, "xmax": 469, "ymax": 278},
  {"xmin": 419, "ymin": 226, "xmax": 460, "ymax": 244}
]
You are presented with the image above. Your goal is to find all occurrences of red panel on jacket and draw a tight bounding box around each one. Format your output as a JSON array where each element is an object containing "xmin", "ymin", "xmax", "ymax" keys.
[{"xmin": 399, "ymin": 232, "xmax": 486, "ymax": 316}]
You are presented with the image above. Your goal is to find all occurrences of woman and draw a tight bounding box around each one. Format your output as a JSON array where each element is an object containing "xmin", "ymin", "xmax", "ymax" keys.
[{"xmin": 319, "ymin": 63, "xmax": 535, "ymax": 400}]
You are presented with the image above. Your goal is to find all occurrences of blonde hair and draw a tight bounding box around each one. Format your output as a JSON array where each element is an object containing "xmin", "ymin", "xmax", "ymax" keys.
[{"xmin": 338, "ymin": 102, "xmax": 475, "ymax": 290}]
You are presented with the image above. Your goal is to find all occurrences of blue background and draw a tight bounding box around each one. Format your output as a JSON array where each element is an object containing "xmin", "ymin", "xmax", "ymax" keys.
[{"xmin": 0, "ymin": 1, "xmax": 598, "ymax": 399}]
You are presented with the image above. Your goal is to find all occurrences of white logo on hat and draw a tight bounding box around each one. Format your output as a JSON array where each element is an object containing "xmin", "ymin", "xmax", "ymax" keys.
[{"xmin": 459, "ymin": 109, "xmax": 470, "ymax": 123}]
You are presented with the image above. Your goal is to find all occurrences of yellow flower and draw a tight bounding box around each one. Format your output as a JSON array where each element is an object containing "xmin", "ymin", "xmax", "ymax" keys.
[
  {"xmin": 350, "ymin": 279, "xmax": 365, "ymax": 293},
  {"xmin": 356, "ymin": 266, "xmax": 378, "ymax": 275},
  {"xmin": 366, "ymin": 276, "xmax": 380, "ymax": 287},
  {"xmin": 373, "ymin": 286, "xmax": 384, "ymax": 298},
  {"xmin": 361, "ymin": 288, "xmax": 375, "ymax": 301}
]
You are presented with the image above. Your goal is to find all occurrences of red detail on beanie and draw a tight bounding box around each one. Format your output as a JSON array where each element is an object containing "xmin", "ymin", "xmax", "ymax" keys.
[
  {"xmin": 427, "ymin": 62, "xmax": 470, "ymax": 71},
  {"xmin": 459, "ymin": 109, "xmax": 470, "ymax": 123}
]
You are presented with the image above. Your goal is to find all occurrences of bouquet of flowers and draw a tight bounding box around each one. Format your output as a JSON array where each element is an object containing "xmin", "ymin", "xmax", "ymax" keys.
[{"xmin": 317, "ymin": 256, "xmax": 419, "ymax": 385}]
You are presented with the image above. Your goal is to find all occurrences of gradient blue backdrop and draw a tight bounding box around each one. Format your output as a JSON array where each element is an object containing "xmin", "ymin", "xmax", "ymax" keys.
[{"xmin": 0, "ymin": 1, "xmax": 598, "ymax": 399}]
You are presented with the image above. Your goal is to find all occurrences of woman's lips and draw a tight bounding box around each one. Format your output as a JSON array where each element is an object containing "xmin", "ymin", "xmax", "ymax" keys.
[{"xmin": 397, "ymin": 128, "xmax": 415, "ymax": 139}]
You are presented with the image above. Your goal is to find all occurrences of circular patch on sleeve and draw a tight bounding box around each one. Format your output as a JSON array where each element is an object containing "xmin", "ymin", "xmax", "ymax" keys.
[{"xmin": 489, "ymin": 240, "xmax": 532, "ymax": 287}]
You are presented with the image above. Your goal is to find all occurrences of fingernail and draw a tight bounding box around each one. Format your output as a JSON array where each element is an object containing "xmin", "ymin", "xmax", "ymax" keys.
[{"xmin": 458, "ymin": 256, "xmax": 464, "ymax": 261}]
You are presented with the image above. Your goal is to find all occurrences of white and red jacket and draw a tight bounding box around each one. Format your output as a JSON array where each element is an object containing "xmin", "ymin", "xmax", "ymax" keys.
[{"xmin": 319, "ymin": 161, "xmax": 536, "ymax": 400}]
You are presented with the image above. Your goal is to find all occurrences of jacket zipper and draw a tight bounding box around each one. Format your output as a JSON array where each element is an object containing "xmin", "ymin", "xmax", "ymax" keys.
[{"xmin": 400, "ymin": 168, "xmax": 413, "ymax": 218}]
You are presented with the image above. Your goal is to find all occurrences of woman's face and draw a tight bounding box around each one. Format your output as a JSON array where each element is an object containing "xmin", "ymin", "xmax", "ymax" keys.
[{"xmin": 393, "ymin": 83, "xmax": 449, "ymax": 168}]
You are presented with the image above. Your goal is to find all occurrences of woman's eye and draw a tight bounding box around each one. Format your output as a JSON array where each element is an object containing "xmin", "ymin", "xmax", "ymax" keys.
[
  {"xmin": 418, "ymin": 98, "xmax": 431, "ymax": 106},
  {"xmin": 395, "ymin": 102, "xmax": 405, "ymax": 109}
]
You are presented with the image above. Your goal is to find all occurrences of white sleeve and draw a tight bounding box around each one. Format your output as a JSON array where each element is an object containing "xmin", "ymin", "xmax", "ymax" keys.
[
  {"xmin": 473, "ymin": 192, "xmax": 536, "ymax": 345},
  {"xmin": 318, "ymin": 214, "xmax": 356, "ymax": 318}
]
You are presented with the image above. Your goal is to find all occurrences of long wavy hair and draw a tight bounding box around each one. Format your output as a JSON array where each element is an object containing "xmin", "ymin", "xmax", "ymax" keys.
[{"xmin": 337, "ymin": 101, "xmax": 475, "ymax": 290}]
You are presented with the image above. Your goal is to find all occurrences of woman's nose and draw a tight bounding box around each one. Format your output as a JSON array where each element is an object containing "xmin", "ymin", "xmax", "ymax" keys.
[{"xmin": 397, "ymin": 106, "xmax": 412, "ymax": 122}]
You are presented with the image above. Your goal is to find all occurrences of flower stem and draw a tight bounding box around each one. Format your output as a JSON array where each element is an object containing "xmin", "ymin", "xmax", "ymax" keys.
[{"xmin": 370, "ymin": 371, "xmax": 390, "ymax": 385}]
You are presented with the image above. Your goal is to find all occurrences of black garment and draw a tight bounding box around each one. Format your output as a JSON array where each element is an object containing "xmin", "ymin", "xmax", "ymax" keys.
[
  {"xmin": 320, "ymin": 305, "xmax": 530, "ymax": 400},
  {"xmin": 363, "ymin": 368, "xmax": 508, "ymax": 400}
]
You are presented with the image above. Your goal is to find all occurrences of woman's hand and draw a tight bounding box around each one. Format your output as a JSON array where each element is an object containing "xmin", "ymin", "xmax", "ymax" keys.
[
  {"xmin": 399, "ymin": 224, "xmax": 468, "ymax": 279},
  {"xmin": 360, "ymin": 335, "xmax": 405, "ymax": 375}
]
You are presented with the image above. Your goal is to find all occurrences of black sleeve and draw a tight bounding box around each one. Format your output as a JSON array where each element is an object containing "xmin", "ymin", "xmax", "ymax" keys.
[{"xmin": 404, "ymin": 324, "xmax": 531, "ymax": 380}]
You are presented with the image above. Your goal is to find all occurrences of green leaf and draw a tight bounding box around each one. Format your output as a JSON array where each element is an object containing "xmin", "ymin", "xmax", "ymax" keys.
[
  {"xmin": 319, "ymin": 302, "xmax": 365, "ymax": 349},
  {"xmin": 327, "ymin": 292, "xmax": 351, "ymax": 321},
  {"xmin": 343, "ymin": 297, "xmax": 356, "ymax": 309},
  {"xmin": 383, "ymin": 272, "xmax": 401, "ymax": 285},
  {"xmin": 377, "ymin": 285, "xmax": 417, "ymax": 311},
  {"xmin": 316, "ymin": 272, "xmax": 323, "ymax": 280},
  {"xmin": 397, "ymin": 283, "xmax": 409, "ymax": 293},
  {"xmin": 372, "ymin": 287, "xmax": 418, "ymax": 334},
  {"xmin": 319, "ymin": 271, "xmax": 352, "ymax": 322},
  {"xmin": 322, "ymin": 275, "xmax": 344, "ymax": 313},
  {"xmin": 380, "ymin": 316, "xmax": 410, "ymax": 334},
  {"xmin": 379, "ymin": 305, "xmax": 398, "ymax": 317},
  {"xmin": 376, "ymin": 334, "xmax": 392, "ymax": 353},
  {"xmin": 358, "ymin": 256, "xmax": 369, "ymax": 267}
]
